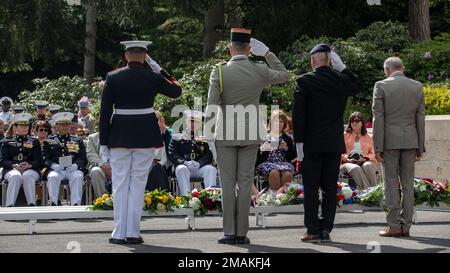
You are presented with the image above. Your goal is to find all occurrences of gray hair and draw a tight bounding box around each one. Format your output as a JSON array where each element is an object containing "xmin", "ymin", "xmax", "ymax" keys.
[
  {"xmin": 384, "ymin": 57, "xmax": 404, "ymax": 70},
  {"xmin": 230, "ymin": 42, "xmax": 250, "ymax": 52}
]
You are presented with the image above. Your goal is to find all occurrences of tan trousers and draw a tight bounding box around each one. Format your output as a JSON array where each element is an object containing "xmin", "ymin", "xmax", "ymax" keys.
[
  {"xmin": 382, "ymin": 149, "xmax": 416, "ymax": 230},
  {"xmin": 340, "ymin": 161, "xmax": 378, "ymax": 190},
  {"xmin": 216, "ymin": 145, "xmax": 259, "ymax": 237}
]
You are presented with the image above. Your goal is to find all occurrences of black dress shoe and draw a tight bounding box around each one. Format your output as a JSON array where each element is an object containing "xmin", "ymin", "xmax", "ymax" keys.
[
  {"xmin": 218, "ymin": 235, "xmax": 236, "ymax": 245},
  {"xmin": 236, "ymin": 236, "xmax": 251, "ymax": 245},
  {"xmin": 321, "ymin": 231, "xmax": 332, "ymax": 243},
  {"xmin": 126, "ymin": 237, "xmax": 144, "ymax": 244},
  {"xmin": 28, "ymin": 203, "xmax": 36, "ymax": 207},
  {"xmin": 109, "ymin": 238, "xmax": 127, "ymax": 245}
]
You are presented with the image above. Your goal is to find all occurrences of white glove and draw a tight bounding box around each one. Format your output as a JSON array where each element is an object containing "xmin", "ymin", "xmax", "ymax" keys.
[
  {"xmin": 51, "ymin": 164, "xmax": 63, "ymax": 172},
  {"xmin": 330, "ymin": 51, "xmax": 346, "ymax": 72},
  {"xmin": 296, "ymin": 143, "xmax": 305, "ymax": 162},
  {"xmin": 66, "ymin": 164, "xmax": 78, "ymax": 172},
  {"xmin": 100, "ymin": 145, "xmax": 110, "ymax": 165},
  {"xmin": 250, "ymin": 38, "xmax": 270, "ymax": 57},
  {"xmin": 191, "ymin": 161, "xmax": 200, "ymax": 170},
  {"xmin": 145, "ymin": 54, "xmax": 163, "ymax": 73}
]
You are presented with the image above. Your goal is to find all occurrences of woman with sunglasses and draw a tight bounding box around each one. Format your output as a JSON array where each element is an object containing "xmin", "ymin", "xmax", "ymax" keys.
[
  {"xmin": 35, "ymin": 120, "xmax": 51, "ymax": 147},
  {"xmin": 340, "ymin": 112, "xmax": 378, "ymax": 190},
  {"xmin": 1, "ymin": 113, "xmax": 42, "ymax": 207}
]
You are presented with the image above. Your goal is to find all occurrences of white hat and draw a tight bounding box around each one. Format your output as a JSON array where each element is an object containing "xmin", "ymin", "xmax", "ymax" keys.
[
  {"xmin": 183, "ymin": 110, "xmax": 204, "ymax": 122},
  {"xmin": 120, "ymin": 40, "xmax": 152, "ymax": 51},
  {"xmin": 52, "ymin": 112, "xmax": 74, "ymax": 125},
  {"xmin": 9, "ymin": 113, "xmax": 32, "ymax": 126},
  {"xmin": 35, "ymin": 100, "xmax": 49, "ymax": 108},
  {"xmin": 0, "ymin": 97, "xmax": 13, "ymax": 105}
]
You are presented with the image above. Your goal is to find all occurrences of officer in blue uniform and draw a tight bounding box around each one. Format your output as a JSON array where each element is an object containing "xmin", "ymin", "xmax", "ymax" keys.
[
  {"xmin": 0, "ymin": 113, "xmax": 42, "ymax": 207},
  {"xmin": 169, "ymin": 110, "xmax": 217, "ymax": 196},
  {"xmin": 100, "ymin": 40, "xmax": 182, "ymax": 244},
  {"xmin": 43, "ymin": 112, "xmax": 87, "ymax": 206}
]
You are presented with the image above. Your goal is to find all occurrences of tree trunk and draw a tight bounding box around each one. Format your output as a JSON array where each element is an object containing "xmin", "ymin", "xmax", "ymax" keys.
[
  {"xmin": 226, "ymin": 0, "xmax": 243, "ymax": 28},
  {"xmin": 203, "ymin": 0, "xmax": 225, "ymax": 59},
  {"xmin": 83, "ymin": 1, "xmax": 97, "ymax": 85},
  {"xmin": 409, "ymin": 0, "xmax": 431, "ymax": 42}
]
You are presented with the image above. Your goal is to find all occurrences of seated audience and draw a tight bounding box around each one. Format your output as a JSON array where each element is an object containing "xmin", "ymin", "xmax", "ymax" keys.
[
  {"xmin": 340, "ymin": 112, "xmax": 378, "ymax": 190},
  {"xmin": 255, "ymin": 110, "xmax": 297, "ymax": 195}
]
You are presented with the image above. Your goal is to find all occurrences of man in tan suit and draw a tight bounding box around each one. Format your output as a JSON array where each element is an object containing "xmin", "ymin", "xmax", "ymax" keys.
[
  {"xmin": 205, "ymin": 28, "xmax": 289, "ymax": 245},
  {"xmin": 86, "ymin": 132, "xmax": 111, "ymax": 198},
  {"xmin": 372, "ymin": 57, "xmax": 426, "ymax": 238}
]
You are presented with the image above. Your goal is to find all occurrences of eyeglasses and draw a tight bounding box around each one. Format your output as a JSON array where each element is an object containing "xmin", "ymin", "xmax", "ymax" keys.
[
  {"xmin": 38, "ymin": 128, "xmax": 48, "ymax": 132},
  {"xmin": 352, "ymin": 119, "xmax": 362, "ymax": 123}
]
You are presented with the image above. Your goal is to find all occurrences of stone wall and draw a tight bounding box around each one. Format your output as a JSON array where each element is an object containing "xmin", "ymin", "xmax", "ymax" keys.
[{"xmin": 415, "ymin": 115, "xmax": 450, "ymax": 180}]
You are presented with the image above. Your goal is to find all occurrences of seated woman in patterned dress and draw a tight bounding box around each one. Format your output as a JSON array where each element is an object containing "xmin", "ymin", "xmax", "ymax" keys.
[{"xmin": 255, "ymin": 110, "xmax": 297, "ymax": 195}]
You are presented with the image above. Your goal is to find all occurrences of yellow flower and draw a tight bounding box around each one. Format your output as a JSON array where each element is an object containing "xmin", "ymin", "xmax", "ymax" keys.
[
  {"xmin": 95, "ymin": 198, "xmax": 102, "ymax": 205},
  {"xmin": 101, "ymin": 194, "xmax": 109, "ymax": 201},
  {"xmin": 175, "ymin": 196, "xmax": 182, "ymax": 205},
  {"xmin": 144, "ymin": 197, "xmax": 152, "ymax": 206}
]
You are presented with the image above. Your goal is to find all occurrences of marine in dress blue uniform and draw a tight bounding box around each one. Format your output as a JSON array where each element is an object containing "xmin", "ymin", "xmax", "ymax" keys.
[
  {"xmin": 100, "ymin": 40, "xmax": 182, "ymax": 244},
  {"xmin": 43, "ymin": 112, "xmax": 87, "ymax": 206},
  {"xmin": 0, "ymin": 113, "xmax": 42, "ymax": 207},
  {"xmin": 168, "ymin": 110, "xmax": 217, "ymax": 196}
]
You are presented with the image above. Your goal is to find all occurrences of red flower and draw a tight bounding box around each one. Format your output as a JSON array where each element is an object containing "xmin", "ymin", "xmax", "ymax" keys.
[
  {"xmin": 297, "ymin": 189, "xmax": 303, "ymax": 196},
  {"xmin": 352, "ymin": 191, "xmax": 358, "ymax": 197},
  {"xmin": 204, "ymin": 199, "xmax": 215, "ymax": 210},
  {"xmin": 337, "ymin": 184, "xmax": 343, "ymax": 190},
  {"xmin": 337, "ymin": 194, "xmax": 345, "ymax": 201},
  {"xmin": 192, "ymin": 191, "xmax": 200, "ymax": 198}
]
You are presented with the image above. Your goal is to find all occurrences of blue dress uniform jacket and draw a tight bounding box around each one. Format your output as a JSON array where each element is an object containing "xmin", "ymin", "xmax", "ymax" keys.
[
  {"xmin": 42, "ymin": 135, "xmax": 87, "ymax": 174},
  {"xmin": 292, "ymin": 66, "xmax": 362, "ymax": 154},
  {"xmin": 99, "ymin": 62, "xmax": 182, "ymax": 149},
  {"xmin": 0, "ymin": 136, "xmax": 42, "ymax": 178},
  {"xmin": 169, "ymin": 136, "xmax": 213, "ymax": 168}
]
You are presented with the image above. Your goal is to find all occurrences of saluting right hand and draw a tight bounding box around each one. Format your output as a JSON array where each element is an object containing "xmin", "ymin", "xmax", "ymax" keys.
[
  {"xmin": 330, "ymin": 51, "xmax": 346, "ymax": 72},
  {"xmin": 145, "ymin": 54, "xmax": 163, "ymax": 73},
  {"xmin": 250, "ymin": 38, "xmax": 270, "ymax": 57}
]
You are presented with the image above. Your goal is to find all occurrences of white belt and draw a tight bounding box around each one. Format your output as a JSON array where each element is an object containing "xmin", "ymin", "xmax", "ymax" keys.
[{"xmin": 114, "ymin": 108, "xmax": 155, "ymax": 115}]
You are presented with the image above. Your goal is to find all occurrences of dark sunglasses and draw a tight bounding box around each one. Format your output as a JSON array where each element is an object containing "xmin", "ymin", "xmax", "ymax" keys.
[
  {"xmin": 38, "ymin": 128, "xmax": 48, "ymax": 132},
  {"xmin": 352, "ymin": 119, "xmax": 362, "ymax": 123}
]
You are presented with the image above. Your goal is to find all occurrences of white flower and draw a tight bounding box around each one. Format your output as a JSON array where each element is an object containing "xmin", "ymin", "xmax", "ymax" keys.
[
  {"xmin": 211, "ymin": 192, "xmax": 221, "ymax": 201},
  {"xmin": 157, "ymin": 203, "xmax": 166, "ymax": 212},
  {"xmin": 276, "ymin": 193, "xmax": 286, "ymax": 200},
  {"xmin": 341, "ymin": 187, "xmax": 353, "ymax": 199},
  {"xmin": 274, "ymin": 199, "xmax": 282, "ymax": 206},
  {"xmin": 105, "ymin": 198, "xmax": 113, "ymax": 207},
  {"xmin": 419, "ymin": 185, "xmax": 427, "ymax": 192},
  {"xmin": 189, "ymin": 197, "xmax": 201, "ymax": 210}
]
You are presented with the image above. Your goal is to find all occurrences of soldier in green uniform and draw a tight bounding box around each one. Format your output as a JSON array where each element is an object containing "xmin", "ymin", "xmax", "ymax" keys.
[{"xmin": 205, "ymin": 28, "xmax": 289, "ymax": 245}]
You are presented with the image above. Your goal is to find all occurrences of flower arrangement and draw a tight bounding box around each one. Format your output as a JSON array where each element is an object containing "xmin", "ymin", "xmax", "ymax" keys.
[
  {"xmin": 414, "ymin": 178, "xmax": 450, "ymax": 207},
  {"xmin": 256, "ymin": 183, "xmax": 304, "ymax": 207},
  {"xmin": 90, "ymin": 189, "xmax": 188, "ymax": 212},
  {"xmin": 358, "ymin": 178, "xmax": 450, "ymax": 208},
  {"xmin": 336, "ymin": 182, "xmax": 358, "ymax": 207},
  {"xmin": 357, "ymin": 185, "xmax": 385, "ymax": 208},
  {"xmin": 188, "ymin": 187, "xmax": 222, "ymax": 215},
  {"xmin": 91, "ymin": 194, "xmax": 114, "ymax": 210},
  {"xmin": 144, "ymin": 189, "xmax": 181, "ymax": 213}
]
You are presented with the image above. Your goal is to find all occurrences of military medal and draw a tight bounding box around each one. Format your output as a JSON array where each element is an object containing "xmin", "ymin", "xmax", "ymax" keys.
[{"xmin": 18, "ymin": 153, "xmax": 23, "ymax": 161}]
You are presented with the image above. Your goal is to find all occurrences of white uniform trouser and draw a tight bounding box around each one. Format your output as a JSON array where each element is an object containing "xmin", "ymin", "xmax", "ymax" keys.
[
  {"xmin": 110, "ymin": 148, "xmax": 154, "ymax": 240},
  {"xmin": 47, "ymin": 170, "xmax": 84, "ymax": 205},
  {"xmin": 175, "ymin": 165, "xmax": 217, "ymax": 196},
  {"xmin": 5, "ymin": 169, "xmax": 40, "ymax": 207}
]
